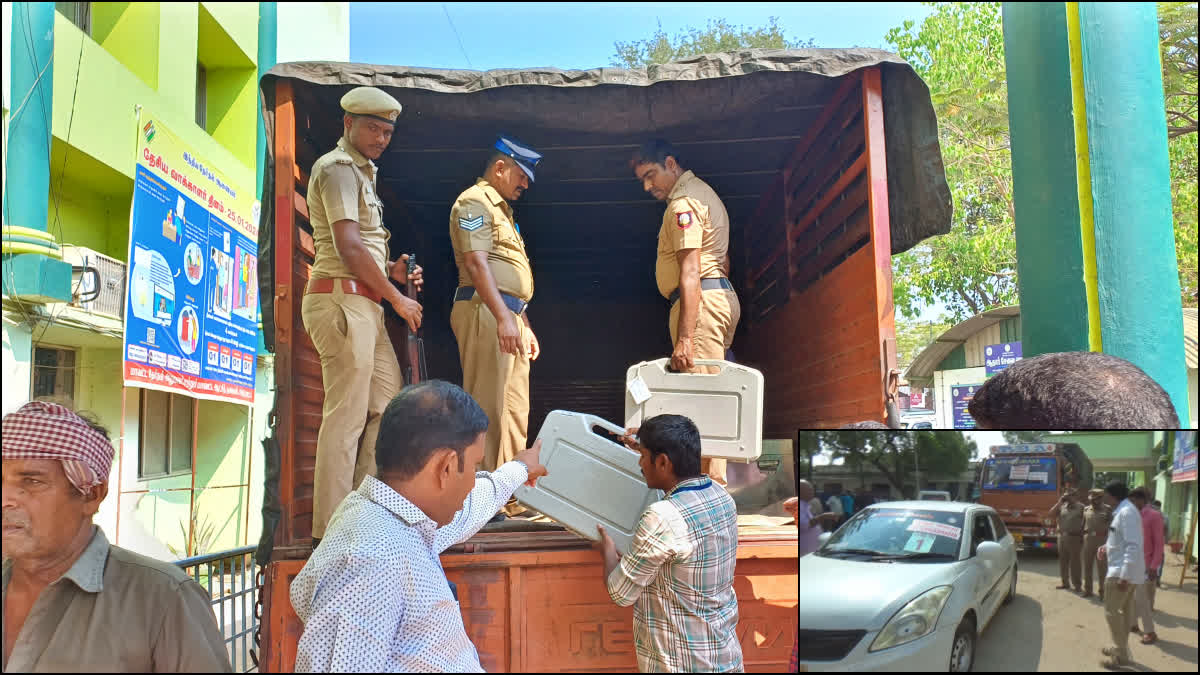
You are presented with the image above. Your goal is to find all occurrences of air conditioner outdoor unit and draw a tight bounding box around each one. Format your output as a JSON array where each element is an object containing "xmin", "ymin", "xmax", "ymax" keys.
[{"xmin": 59, "ymin": 245, "xmax": 127, "ymax": 319}]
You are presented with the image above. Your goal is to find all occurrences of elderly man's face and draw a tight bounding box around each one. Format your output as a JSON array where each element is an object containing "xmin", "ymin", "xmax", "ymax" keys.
[
  {"xmin": 2, "ymin": 458, "xmax": 104, "ymax": 560},
  {"xmin": 798, "ymin": 480, "xmax": 814, "ymax": 501}
]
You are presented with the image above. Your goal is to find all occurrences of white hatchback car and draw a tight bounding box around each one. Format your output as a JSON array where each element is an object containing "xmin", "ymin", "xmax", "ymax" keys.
[{"xmin": 798, "ymin": 501, "xmax": 1017, "ymax": 672}]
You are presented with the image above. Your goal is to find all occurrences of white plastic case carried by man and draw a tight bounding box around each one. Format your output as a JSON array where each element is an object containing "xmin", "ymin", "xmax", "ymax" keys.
[
  {"xmin": 624, "ymin": 358, "xmax": 764, "ymax": 462},
  {"xmin": 514, "ymin": 410, "xmax": 663, "ymax": 555}
]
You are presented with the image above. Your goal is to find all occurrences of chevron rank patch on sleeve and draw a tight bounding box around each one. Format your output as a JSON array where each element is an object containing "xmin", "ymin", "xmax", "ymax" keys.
[{"xmin": 459, "ymin": 215, "xmax": 485, "ymax": 232}]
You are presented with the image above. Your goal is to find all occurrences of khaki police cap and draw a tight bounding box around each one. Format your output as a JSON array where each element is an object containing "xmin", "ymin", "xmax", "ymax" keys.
[
  {"xmin": 340, "ymin": 87, "xmax": 402, "ymax": 125},
  {"xmin": 1089, "ymin": 489, "xmax": 1105, "ymax": 498}
]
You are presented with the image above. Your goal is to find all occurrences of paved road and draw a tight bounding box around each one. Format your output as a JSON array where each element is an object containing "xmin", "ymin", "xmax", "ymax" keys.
[{"xmin": 974, "ymin": 548, "xmax": 1198, "ymax": 672}]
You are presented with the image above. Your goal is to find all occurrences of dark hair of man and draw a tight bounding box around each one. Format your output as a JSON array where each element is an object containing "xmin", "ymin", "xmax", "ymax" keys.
[
  {"xmin": 839, "ymin": 421, "xmax": 891, "ymax": 429},
  {"xmin": 374, "ymin": 381, "xmax": 489, "ymax": 481},
  {"xmin": 1153, "ymin": 499, "xmax": 1162, "ymax": 507},
  {"xmin": 638, "ymin": 414, "xmax": 702, "ymax": 480},
  {"xmin": 1129, "ymin": 486, "xmax": 1149, "ymax": 503},
  {"xmin": 1104, "ymin": 481, "xmax": 1129, "ymax": 501},
  {"xmin": 630, "ymin": 139, "xmax": 682, "ymax": 170},
  {"xmin": 484, "ymin": 151, "xmax": 515, "ymax": 177},
  {"xmin": 966, "ymin": 351, "xmax": 1179, "ymax": 429}
]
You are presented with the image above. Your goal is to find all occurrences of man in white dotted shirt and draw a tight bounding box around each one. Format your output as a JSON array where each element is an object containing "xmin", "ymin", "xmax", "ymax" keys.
[{"xmin": 289, "ymin": 380, "xmax": 548, "ymax": 672}]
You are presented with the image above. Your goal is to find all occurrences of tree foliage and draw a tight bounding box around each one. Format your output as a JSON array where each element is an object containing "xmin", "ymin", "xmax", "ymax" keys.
[
  {"xmin": 1159, "ymin": 2, "xmax": 1198, "ymax": 139},
  {"xmin": 895, "ymin": 315, "xmax": 952, "ymax": 370},
  {"xmin": 887, "ymin": 3, "xmax": 1016, "ymax": 322},
  {"xmin": 611, "ymin": 17, "xmax": 815, "ymax": 68},
  {"xmin": 1001, "ymin": 431, "xmax": 1045, "ymax": 444},
  {"xmin": 801, "ymin": 430, "xmax": 976, "ymax": 498}
]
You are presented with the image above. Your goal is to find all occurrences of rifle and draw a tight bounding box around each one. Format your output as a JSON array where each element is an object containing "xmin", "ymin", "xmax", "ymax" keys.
[{"xmin": 403, "ymin": 254, "xmax": 427, "ymax": 385}]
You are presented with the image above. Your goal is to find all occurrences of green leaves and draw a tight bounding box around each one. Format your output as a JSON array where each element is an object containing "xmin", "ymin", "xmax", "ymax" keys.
[{"xmin": 611, "ymin": 17, "xmax": 815, "ymax": 68}]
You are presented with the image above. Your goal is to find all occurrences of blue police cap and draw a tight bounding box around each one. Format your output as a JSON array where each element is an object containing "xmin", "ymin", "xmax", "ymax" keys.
[{"xmin": 494, "ymin": 136, "xmax": 542, "ymax": 183}]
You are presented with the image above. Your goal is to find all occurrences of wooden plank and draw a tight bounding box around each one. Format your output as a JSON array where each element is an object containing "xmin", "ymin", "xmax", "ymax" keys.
[
  {"xmin": 778, "ymin": 70, "xmax": 863, "ymax": 188},
  {"xmin": 296, "ymin": 223, "xmax": 315, "ymax": 259},
  {"xmin": 272, "ymin": 79, "xmax": 298, "ymax": 551},
  {"xmin": 862, "ymin": 66, "xmax": 895, "ymax": 423},
  {"xmin": 792, "ymin": 174, "xmax": 869, "ymax": 261},
  {"xmin": 789, "ymin": 154, "xmax": 867, "ymax": 245},
  {"xmin": 293, "ymin": 190, "xmax": 310, "ymax": 224},
  {"xmin": 792, "ymin": 208, "xmax": 870, "ymax": 291},
  {"xmin": 785, "ymin": 92, "xmax": 863, "ymax": 207}
]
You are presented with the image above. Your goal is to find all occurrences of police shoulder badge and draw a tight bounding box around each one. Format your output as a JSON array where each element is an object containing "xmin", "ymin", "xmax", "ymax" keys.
[
  {"xmin": 459, "ymin": 215, "xmax": 485, "ymax": 232},
  {"xmin": 676, "ymin": 211, "xmax": 693, "ymax": 229}
]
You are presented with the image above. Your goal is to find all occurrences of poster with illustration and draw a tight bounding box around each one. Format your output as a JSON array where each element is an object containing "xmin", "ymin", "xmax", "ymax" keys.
[{"xmin": 123, "ymin": 111, "xmax": 260, "ymax": 406}]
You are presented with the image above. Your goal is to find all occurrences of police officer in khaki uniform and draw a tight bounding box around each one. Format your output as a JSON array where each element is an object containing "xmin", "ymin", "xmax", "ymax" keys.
[
  {"xmin": 302, "ymin": 87, "xmax": 424, "ymax": 545},
  {"xmin": 1082, "ymin": 488, "xmax": 1113, "ymax": 599},
  {"xmin": 449, "ymin": 137, "xmax": 542, "ymax": 517},
  {"xmin": 631, "ymin": 139, "xmax": 740, "ymax": 487},
  {"xmin": 1047, "ymin": 487, "xmax": 1086, "ymax": 593}
]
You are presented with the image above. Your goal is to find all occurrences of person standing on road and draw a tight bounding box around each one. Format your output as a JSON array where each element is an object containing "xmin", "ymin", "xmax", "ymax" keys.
[
  {"xmin": 797, "ymin": 480, "xmax": 838, "ymax": 557},
  {"xmin": 1096, "ymin": 481, "xmax": 1145, "ymax": 671},
  {"xmin": 1082, "ymin": 489, "xmax": 1113, "ymax": 600},
  {"xmin": 1047, "ymin": 487, "xmax": 1086, "ymax": 593},
  {"xmin": 839, "ymin": 490, "xmax": 855, "ymax": 520},
  {"xmin": 449, "ymin": 137, "xmax": 543, "ymax": 520},
  {"xmin": 824, "ymin": 488, "xmax": 845, "ymax": 529},
  {"xmin": 1128, "ymin": 487, "xmax": 1163, "ymax": 644},
  {"xmin": 631, "ymin": 139, "xmax": 741, "ymax": 489},
  {"xmin": 1151, "ymin": 499, "xmax": 1168, "ymax": 588},
  {"xmin": 303, "ymin": 87, "xmax": 424, "ymax": 548}
]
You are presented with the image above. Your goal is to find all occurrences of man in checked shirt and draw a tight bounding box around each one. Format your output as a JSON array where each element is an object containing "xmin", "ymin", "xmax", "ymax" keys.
[{"xmin": 599, "ymin": 414, "xmax": 744, "ymax": 672}]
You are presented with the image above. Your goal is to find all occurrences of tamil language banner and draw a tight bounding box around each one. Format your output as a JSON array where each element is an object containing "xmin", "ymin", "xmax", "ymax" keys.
[{"xmin": 122, "ymin": 112, "xmax": 260, "ymax": 405}]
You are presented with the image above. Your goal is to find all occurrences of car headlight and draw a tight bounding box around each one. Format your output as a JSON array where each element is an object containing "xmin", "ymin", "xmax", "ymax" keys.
[{"xmin": 869, "ymin": 585, "xmax": 954, "ymax": 652}]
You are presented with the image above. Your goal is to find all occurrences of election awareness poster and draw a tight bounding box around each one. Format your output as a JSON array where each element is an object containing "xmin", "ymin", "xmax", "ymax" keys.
[{"xmin": 123, "ymin": 112, "xmax": 261, "ymax": 405}]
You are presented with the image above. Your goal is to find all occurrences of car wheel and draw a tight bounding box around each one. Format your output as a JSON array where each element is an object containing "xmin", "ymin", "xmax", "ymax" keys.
[
  {"xmin": 950, "ymin": 618, "xmax": 976, "ymax": 672},
  {"xmin": 1003, "ymin": 562, "xmax": 1017, "ymax": 605}
]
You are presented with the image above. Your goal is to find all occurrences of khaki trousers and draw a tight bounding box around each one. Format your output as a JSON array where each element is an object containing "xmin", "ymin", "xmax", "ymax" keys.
[
  {"xmin": 1103, "ymin": 577, "xmax": 1136, "ymax": 662},
  {"xmin": 1134, "ymin": 580, "xmax": 1156, "ymax": 633},
  {"xmin": 1057, "ymin": 533, "xmax": 1083, "ymax": 589},
  {"xmin": 302, "ymin": 286, "xmax": 401, "ymax": 539},
  {"xmin": 1083, "ymin": 536, "xmax": 1108, "ymax": 596},
  {"xmin": 451, "ymin": 297, "xmax": 529, "ymax": 483},
  {"xmin": 669, "ymin": 287, "xmax": 741, "ymax": 487}
]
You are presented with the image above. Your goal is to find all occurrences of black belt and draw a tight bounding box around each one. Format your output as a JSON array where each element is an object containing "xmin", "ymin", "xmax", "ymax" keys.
[
  {"xmin": 668, "ymin": 278, "xmax": 733, "ymax": 305},
  {"xmin": 454, "ymin": 286, "xmax": 528, "ymax": 315}
]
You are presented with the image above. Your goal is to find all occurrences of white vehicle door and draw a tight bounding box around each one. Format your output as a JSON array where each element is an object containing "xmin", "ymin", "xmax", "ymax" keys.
[{"xmin": 969, "ymin": 511, "xmax": 1004, "ymax": 624}]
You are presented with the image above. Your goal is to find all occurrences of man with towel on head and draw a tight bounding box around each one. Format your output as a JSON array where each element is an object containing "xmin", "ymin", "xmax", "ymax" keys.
[{"xmin": 2, "ymin": 401, "xmax": 231, "ymax": 672}]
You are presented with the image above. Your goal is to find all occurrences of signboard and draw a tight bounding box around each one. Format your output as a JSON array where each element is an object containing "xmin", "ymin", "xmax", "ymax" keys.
[
  {"xmin": 1172, "ymin": 430, "xmax": 1197, "ymax": 483},
  {"xmin": 984, "ymin": 341, "xmax": 1022, "ymax": 378},
  {"xmin": 990, "ymin": 444, "xmax": 1057, "ymax": 455},
  {"xmin": 950, "ymin": 384, "xmax": 982, "ymax": 429},
  {"xmin": 909, "ymin": 390, "xmax": 924, "ymax": 407},
  {"xmin": 981, "ymin": 457, "xmax": 1058, "ymax": 491},
  {"xmin": 123, "ymin": 112, "xmax": 259, "ymax": 405}
]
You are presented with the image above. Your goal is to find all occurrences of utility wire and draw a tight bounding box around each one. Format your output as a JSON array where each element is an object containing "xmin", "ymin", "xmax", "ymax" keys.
[{"xmin": 442, "ymin": 3, "xmax": 475, "ymax": 70}]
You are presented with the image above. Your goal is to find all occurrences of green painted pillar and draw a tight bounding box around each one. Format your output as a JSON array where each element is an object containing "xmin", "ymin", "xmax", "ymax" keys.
[
  {"xmin": 3, "ymin": 2, "xmax": 71, "ymax": 304},
  {"xmin": 5, "ymin": 1, "xmax": 54, "ymax": 232},
  {"xmin": 256, "ymin": 1, "xmax": 277, "ymax": 202},
  {"xmin": 1003, "ymin": 2, "xmax": 1188, "ymax": 423}
]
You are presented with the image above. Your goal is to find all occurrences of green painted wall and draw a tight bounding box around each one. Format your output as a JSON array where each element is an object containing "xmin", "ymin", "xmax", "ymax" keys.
[
  {"xmin": 90, "ymin": 2, "xmax": 160, "ymax": 90},
  {"xmin": 51, "ymin": 10, "xmax": 255, "ymax": 198},
  {"xmin": 1055, "ymin": 431, "xmax": 1156, "ymax": 461}
]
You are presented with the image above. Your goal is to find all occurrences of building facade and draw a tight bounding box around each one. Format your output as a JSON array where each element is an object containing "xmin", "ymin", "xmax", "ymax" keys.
[{"xmin": 2, "ymin": 1, "xmax": 349, "ymax": 560}]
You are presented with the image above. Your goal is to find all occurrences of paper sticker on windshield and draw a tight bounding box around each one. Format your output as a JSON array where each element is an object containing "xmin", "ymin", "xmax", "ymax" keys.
[
  {"xmin": 904, "ymin": 530, "xmax": 938, "ymax": 553},
  {"xmin": 907, "ymin": 519, "xmax": 961, "ymax": 540}
]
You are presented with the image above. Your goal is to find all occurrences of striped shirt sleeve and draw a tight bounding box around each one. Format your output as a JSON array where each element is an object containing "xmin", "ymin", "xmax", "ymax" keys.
[{"xmin": 606, "ymin": 503, "xmax": 676, "ymax": 607}]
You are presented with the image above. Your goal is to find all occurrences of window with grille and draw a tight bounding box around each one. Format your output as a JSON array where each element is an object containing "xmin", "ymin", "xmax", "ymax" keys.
[
  {"xmin": 196, "ymin": 63, "xmax": 207, "ymax": 129},
  {"xmin": 138, "ymin": 389, "xmax": 195, "ymax": 479},
  {"xmin": 31, "ymin": 346, "xmax": 77, "ymax": 406}
]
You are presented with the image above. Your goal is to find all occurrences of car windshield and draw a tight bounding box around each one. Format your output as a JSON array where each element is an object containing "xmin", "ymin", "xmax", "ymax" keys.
[{"xmin": 818, "ymin": 507, "xmax": 965, "ymax": 561}]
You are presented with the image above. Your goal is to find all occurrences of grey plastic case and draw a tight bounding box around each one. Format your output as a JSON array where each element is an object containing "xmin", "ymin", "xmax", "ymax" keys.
[
  {"xmin": 514, "ymin": 410, "xmax": 663, "ymax": 555},
  {"xmin": 624, "ymin": 358, "xmax": 765, "ymax": 462}
]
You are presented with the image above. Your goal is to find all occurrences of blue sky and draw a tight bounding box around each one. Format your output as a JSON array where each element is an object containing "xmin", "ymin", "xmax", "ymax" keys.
[{"xmin": 349, "ymin": 2, "xmax": 936, "ymax": 70}]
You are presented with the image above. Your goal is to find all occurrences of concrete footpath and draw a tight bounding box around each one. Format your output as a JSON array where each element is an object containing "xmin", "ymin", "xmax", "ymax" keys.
[{"xmin": 974, "ymin": 549, "xmax": 1198, "ymax": 672}]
